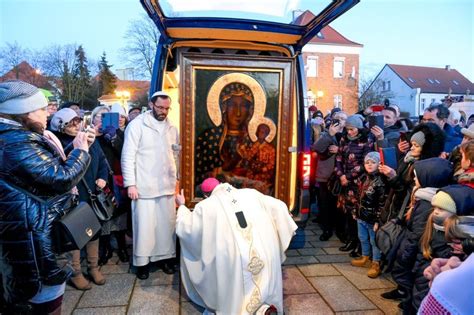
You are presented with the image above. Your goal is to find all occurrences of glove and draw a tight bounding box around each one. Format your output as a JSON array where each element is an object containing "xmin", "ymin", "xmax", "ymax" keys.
[{"xmin": 103, "ymin": 125, "xmax": 117, "ymax": 141}]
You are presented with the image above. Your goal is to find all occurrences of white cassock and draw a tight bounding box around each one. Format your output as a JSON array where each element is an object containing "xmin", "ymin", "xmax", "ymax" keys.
[{"xmin": 176, "ymin": 183, "xmax": 298, "ymax": 315}]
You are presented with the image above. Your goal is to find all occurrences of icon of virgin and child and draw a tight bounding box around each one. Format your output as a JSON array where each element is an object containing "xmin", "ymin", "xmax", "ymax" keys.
[{"xmin": 195, "ymin": 75, "xmax": 277, "ymax": 195}]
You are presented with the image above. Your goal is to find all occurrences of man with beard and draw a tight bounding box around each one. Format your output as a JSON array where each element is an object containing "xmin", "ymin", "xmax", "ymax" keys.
[{"xmin": 121, "ymin": 91, "xmax": 180, "ymax": 279}]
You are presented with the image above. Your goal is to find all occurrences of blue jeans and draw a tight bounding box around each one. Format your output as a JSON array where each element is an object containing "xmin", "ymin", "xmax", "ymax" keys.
[{"xmin": 357, "ymin": 219, "xmax": 381, "ymax": 261}]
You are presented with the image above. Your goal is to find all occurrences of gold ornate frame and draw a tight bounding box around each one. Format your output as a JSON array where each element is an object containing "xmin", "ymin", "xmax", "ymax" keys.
[{"xmin": 179, "ymin": 53, "xmax": 295, "ymax": 207}]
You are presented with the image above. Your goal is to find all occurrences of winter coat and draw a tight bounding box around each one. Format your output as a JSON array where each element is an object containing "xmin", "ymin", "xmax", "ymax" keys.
[
  {"xmin": 0, "ymin": 120, "xmax": 90, "ymax": 304},
  {"xmin": 311, "ymin": 131, "xmax": 338, "ymax": 183},
  {"xmin": 356, "ymin": 172, "xmax": 386, "ymax": 224},
  {"xmin": 335, "ymin": 132, "xmax": 373, "ymax": 182},
  {"xmin": 122, "ymin": 111, "xmax": 179, "ymax": 198},
  {"xmin": 335, "ymin": 132, "xmax": 373, "ymax": 213},
  {"xmin": 443, "ymin": 123, "xmax": 462, "ymax": 153},
  {"xmin": 54, "ymin": 132, "xmax": 109, "ymax": 204},
  {"xmin": 376, "ymin": 124, "xmax": 402, "ymax": 149},
  {"xmin": 412, "ymin": 229, "xmax": 453, "ymax": 310},
  {"xmin": 380, "ymin": 157, "xmax": 416, "ymax": 224}
]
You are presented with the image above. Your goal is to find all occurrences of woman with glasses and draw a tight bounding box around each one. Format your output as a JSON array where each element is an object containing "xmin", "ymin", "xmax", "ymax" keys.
[{"xmin": 50, "ymin": 108, "xmax": 109, "ymax": 290}]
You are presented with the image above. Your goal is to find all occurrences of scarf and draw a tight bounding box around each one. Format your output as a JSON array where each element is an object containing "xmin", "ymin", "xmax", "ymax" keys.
[
  {"xmin": 347, "ymin": 133, "xmax": 362, "ymax": 141},
  {"xmin": 458, "ymin": 168, "xmax": 474, "ymax": 189},
  {"xmin": 404, "ymin": 151, "xmax": 419, "ymax": 164}
]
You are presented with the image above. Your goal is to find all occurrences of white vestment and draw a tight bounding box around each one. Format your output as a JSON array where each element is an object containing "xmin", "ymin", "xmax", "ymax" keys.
[
  {"xmin": 176, "ymin": 183, "xmax": 298, "ymax": 315},
  {"xmin": 121, "ymin": 111, "xmax": 179, "ymax": 265}
]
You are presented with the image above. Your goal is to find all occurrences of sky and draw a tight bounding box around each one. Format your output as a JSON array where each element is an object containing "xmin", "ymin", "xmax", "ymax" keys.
[{"xmin": 1, "ymin": 0, "xmax": 473, "ymax": 81}]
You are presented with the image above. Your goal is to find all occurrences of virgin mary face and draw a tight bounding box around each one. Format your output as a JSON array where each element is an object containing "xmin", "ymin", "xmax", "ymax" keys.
[{"xmin": 225, "ymin": 95, "xmax": 251, "ymax": 130}]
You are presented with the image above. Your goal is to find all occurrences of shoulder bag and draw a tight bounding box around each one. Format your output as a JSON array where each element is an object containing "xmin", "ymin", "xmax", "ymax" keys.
[
  {"xmin": 6, "ymin": 182, "xmax": 101, "ymax": 254},
  {"xmin": 81, "ymin": 178, "xmax": 116, "ymax": 222}
]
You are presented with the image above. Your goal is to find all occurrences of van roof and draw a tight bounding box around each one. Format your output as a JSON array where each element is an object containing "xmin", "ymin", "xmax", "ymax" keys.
[{"xmin": 140, "ymin": 0, "xmax": 359, "ymax": 51}]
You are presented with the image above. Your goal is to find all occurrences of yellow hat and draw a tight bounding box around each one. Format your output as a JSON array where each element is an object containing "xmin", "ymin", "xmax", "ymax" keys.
[{"xmin": 431, "ymin": 191, "xmax": 456, "ymax": 214}]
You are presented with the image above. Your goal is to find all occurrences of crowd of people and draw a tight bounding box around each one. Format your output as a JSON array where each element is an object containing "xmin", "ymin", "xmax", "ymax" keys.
[
  {"xmin": 310, "ymin": 101, "xmax": 474, "ymax": 314},
  {"xmin": 0, "ymin": 80, "xmax": 297, "ymax": 315},
  {"xmin": 1, "ymin": 78, "xmax": 473, "ymax": 314}
]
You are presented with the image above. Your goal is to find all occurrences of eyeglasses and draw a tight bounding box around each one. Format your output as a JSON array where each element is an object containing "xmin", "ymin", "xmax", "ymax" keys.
[{"xmin": 153, "ymin": 105, "xmax": 171, "ymax": 112}]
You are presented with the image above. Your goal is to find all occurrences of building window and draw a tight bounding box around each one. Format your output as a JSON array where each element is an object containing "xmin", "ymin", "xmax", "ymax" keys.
[
  {"xmin": 382, "ymin": 81, "xmax": 391, "ymax": 91},
  {"xmin": 452, "ymin": 80, "xmax": 459, "ymax": 85},
  {"xmin": 306, "ymin": 56, "xmax": 318, "ymax": 78},
  {"xmin": 333, "ymin": 58, "xmax": 344, "ymax": 78},
  {"xmin": 334, "ymin": 94, "xmax": 342, "ymax": 108},
  {"xmin": 421, "ymin": 98, "xmax": 426, "ymax": 108},
  {"xmin": 408, "ymin": 77, "xmax": 415, "ymax": 83}
]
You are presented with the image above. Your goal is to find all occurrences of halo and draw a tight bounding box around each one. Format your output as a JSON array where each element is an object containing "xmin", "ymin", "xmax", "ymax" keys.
[
  {"xmin": 248, "ymin": 116, "xmax": 277, "ymax": 143},
  {"xmin": 206, "ymin": 73, "xmax": 266, "ymax": 127}
]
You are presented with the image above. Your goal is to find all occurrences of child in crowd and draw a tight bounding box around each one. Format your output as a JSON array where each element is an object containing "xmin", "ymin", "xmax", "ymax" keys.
[
  {"xmin": 350, "ymin": 152, "xmax": 386, "ymax": 278},
  {"xmin": 458, "ymin": 140, "xmax": 474, "ymax": 188},
  {"xmin": 383, "ymin": 158, "xmax": 453, "ymax": 304},
  {"xmin": 410, "ymin": 185, "xmax": 474, "ymax": 312}
]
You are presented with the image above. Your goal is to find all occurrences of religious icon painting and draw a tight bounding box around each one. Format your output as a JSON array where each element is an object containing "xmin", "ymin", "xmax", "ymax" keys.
[{"xmin": 179, "ymin": 53, "xmax": 294, "ymax": 206}]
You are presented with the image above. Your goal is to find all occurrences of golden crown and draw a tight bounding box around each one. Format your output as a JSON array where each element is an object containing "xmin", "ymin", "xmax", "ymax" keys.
[{"xmin": 220, "ymin": 83, "xmax": 254, "ymax": 104}]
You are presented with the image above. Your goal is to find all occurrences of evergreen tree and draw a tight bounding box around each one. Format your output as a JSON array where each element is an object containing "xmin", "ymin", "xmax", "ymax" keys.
[
  {"xmin": 98, "ymin": 52, "xmax": 117, "ymax": 96},
  {"xmin": 72, "ymin": 45, "xmax": 92, "ymax": 107}
]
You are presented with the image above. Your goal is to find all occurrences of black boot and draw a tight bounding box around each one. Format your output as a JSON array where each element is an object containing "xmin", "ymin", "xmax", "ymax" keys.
[
  {"xmin": 319, "ymin": 230, "xmax": 333, "ymax": 241},
  {"xmin": 98, "ymin": 235, "xmax": 113, "ymax": 266},
  {"xmin": 114, "ymin": 231, "xmax": 129, "ymax": 263},
  {"xmin": 136, "ymin": 264, "xmax": 150, "ymax": 280},
  {"xmin": 339, "ymin": 240, "xmax": 357, "ymax": 252},
  {"xmin": 349, "ymin": 242, "xmax": 361, "ymax": 258},
  {"xmin": 381, "ymin": 287, "xmax": 408, "ymax": 300}
]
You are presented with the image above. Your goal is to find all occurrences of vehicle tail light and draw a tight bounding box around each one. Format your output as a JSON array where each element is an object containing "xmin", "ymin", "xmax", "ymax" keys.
[{"xmin": 301, "ymin": 152, "xmax": 311, "ymax": 189}]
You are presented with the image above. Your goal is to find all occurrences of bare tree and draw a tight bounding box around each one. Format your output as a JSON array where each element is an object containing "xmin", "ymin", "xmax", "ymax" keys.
[
  {"xmin": 0, "ymin": 42, "xmax": 30, "ymax": 78},
  {"xmin": 359, "ymin": 76, "xmax": 394, "ymax": 110},
  {"xmin": 121, "ymin": 14, "xmax": 160, "ymax": 79}
]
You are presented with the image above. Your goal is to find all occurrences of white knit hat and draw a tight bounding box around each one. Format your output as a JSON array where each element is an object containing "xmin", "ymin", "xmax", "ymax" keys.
[
  {"xmin": 0, "ymin": 80, "xmax": 48, "ymax": 114},
  {"xmin": 50, "ymin": 108, "xmax": 80, "ymax": 132},
  {"xmin": 110, "ymin": 103, "xmax": 127, "ymax": 117}
]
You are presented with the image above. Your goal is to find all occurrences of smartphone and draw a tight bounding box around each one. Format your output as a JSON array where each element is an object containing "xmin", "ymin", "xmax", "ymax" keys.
[
  {"xmin": 332, "ymin": 119, "xmax": 340, "ymax": 127},
  {"xmin": 368, "ymin": 115, "xmax": 384, "ymax": 129},
  {"xmin": 81, "ymin": 112, "xmax": 92, "ymax": 131},
  {"xmin": 101, "ymin": 112, "xmax": 120, "ymax": 130},
  {"xmin": 399, "ymin": 131, "xmax": 408, "ymax": 143}
]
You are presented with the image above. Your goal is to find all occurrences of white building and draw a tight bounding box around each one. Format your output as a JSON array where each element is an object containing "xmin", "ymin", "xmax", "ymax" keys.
[{"xmin": 362, "ymin": 64, "xmax": 474, "ymax": 116}]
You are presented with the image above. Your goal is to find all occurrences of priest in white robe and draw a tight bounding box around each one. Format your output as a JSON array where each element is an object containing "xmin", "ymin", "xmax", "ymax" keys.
[{"xmin": 175, "ymin": 178, "xmax": 298, "ymax": 315}]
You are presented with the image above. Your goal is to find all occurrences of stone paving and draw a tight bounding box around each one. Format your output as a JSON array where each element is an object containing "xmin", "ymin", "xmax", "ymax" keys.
[{"xmin": 62, "ymin": 220, "xmax": 400, "ymax": 314}]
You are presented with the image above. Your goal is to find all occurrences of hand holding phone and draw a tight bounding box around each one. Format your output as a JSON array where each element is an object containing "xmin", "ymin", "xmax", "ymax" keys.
[
  {"xmin": 101, "ymin": 112, "xmax": 120, "ymax": 131},
  {"xmin": 399, "ymin": 131, "xmax": 408, "ymax": 143}
]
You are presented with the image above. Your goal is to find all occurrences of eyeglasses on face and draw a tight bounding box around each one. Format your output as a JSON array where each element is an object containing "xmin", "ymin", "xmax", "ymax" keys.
[{"xmin": 153, "ymin": 105, "xmax": 171, "ymax": 112}]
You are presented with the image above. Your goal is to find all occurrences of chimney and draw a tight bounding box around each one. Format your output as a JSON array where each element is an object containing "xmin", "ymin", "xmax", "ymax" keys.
[{"xmin": 445, "ymin": 65, "xmax": 451, "ymax": 71}]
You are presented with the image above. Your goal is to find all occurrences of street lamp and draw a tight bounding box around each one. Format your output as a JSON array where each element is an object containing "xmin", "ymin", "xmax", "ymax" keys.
[{"xmin": 115, "ymin": 90, "xmax": 131, "ymax": 111}]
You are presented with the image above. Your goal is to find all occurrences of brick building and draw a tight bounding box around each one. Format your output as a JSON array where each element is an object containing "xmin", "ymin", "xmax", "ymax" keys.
[{"xmin": 295, "ymin": 11, "xmax": 363, "ymax": 115}]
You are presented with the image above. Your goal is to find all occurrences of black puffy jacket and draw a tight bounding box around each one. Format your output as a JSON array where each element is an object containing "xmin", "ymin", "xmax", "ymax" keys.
[
  {"xmin": 0, "ymin": 121, "xmax": 90, "ymax": 304},
  {"xmin": 356, "ymin": 172, "xmax": 387, "ymax": 224}
]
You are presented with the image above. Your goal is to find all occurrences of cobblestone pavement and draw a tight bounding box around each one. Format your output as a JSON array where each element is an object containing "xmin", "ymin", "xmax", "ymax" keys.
[{"xmin": 62, "ymin": 220, "xmax": 400, "ymax": 314}]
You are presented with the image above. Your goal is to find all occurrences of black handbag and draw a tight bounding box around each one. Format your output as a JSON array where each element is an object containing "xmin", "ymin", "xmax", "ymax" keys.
[
  {"xmin": 82, "ymin": 179, "xmax": 116, "ymax": 222},
  {"xmin": 52, "ymin": 201, "xmax": 102, "ymax": 253},
  {"xmin": 5, "ymin": 182, "xmax": 101, "ymax": 254}
]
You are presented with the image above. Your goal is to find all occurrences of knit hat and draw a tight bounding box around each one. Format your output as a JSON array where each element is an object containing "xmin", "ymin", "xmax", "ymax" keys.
[
  {"xmin": 110, "ymin": 103, "xmax": 127, "ymax": 117},
  {"xmin": 364, "ymin": 151, "xmax": 381, "ymax": 164},
  {"xmin": 128, "ymin": 106, "xmax": 141, "ymax": 114},
  {"xmin": 50, "ymin": 108, "xmax": 80, "ymax": 132},
  {"xmin": 410, "ymin": 131, "xmax": 426, "ymax": 147},
  {"xmin": 345, "ymin": 114, "xmax": 364, "ymax": 129},
  {"xmin": 431, "ymin": 190, "xmax": 457, "ymax": 214},
  {"xmin": 0, "ymin": 80, "xmax": 48, "ymax": 114},
  {"xmin": 461, "ymin": 124, "xmax": 474, "ymax": 139},
  {"xmin": 201, "ymin": 177, "xmax": 220, "ymax": 194},
  {"xmin": 308, "ymin": 105, "xmax": 317, "ymax": 112},
  {"xmin": 439, "ymin": 184, "xmax": 474, "ymax": 216}
]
